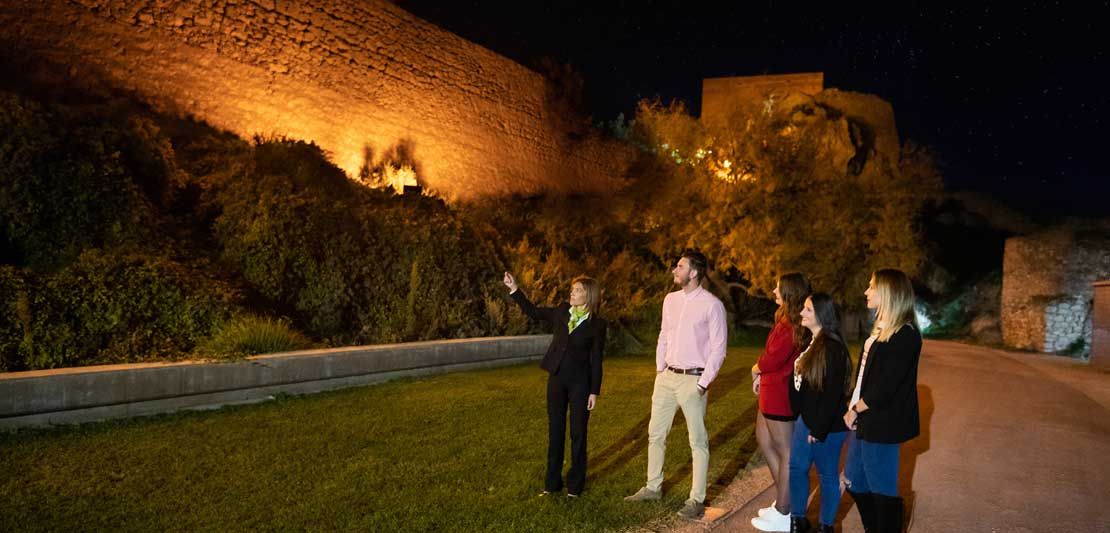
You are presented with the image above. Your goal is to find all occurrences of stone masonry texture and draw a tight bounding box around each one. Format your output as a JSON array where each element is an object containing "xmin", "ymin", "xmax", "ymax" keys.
[
  {"xmin": 701, "ymin": 72, "xmax": 825, "ymax": 127},
  {"xmin": 0, "ymin": 0, "xmax": 627, "ymax": 200},
  {"xmin": 1002, "ymin": 227, "xmax": 1110, "ymax": 357}
]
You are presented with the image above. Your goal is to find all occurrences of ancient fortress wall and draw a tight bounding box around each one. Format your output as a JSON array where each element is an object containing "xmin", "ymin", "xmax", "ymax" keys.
[
  {"xmin": 0, "ymin": 0, "xmax": 624, "ymax": 200},
  {"xmin": 701, "ymin": 72, "xmax": 824, "ymax": 124}
]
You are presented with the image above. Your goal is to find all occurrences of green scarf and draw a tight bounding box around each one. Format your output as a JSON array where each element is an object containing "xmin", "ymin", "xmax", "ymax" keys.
[{"xmin": 568, "ymin": 306, "xmax": 590, "ymax": 333}]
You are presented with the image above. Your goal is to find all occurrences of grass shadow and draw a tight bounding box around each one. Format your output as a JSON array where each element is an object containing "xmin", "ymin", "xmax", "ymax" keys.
[{"xmin": 587, "ymin": 367, "xmax": 756, "ymax": 487}]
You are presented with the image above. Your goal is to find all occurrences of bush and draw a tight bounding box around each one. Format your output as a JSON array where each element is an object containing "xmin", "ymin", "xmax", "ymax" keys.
[
  {"xmin": 0, "ymin": 92, "xmax": 173, "ymax": 270},
  {"xmin": 0, "ymin": 266, "xmax": 29, "ymax": 371},
  {"xmin": 213, "ymin": 139, "xmax": 503, "ymax": 345},
  {"xmin": 459, "ymin": 194, "xmax": 671, "ymax": 353},
  {"xmin": 7, "ymin": 249, "xmax": 239, "ymax": 370},
  {"xmin": 201, "ymin": 315, "xmax": 312, "ymax": 358}
]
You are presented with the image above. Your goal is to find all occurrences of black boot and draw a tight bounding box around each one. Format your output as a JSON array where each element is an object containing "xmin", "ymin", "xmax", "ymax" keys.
[
  {"xmin": 790, "ymin": 515, "xmax": 812, "ymax": 533},
  {"xmin": 874, "ymin": 494, "xmax": 904, "ymax": 533},
  {"xmin": 847, "ymin": 489, "xmax": 878, "ymax": 533},
  {"xmin": 816, "ymin": 524, "xmax": 835, "ymax": 533}
]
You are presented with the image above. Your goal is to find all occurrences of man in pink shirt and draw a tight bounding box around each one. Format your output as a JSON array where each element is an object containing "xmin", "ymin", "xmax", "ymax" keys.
[{"xmin": 625, "ymin": 250, "xmax": 728, "ymax": 520}]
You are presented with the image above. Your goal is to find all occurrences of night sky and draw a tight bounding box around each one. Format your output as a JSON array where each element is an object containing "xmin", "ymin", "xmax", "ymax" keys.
[{"xmin": 398, "ymin": 1, "xmax": 1109, "ymax": 218}]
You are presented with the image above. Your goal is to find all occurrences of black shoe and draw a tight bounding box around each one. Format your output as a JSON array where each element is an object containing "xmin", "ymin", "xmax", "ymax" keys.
[
  {"xmin": 790, "ymin": 515, "xmax": 812, "ymax": 533},
  {"xmin": 816, "ymin": 524, "xmax": 835, "ymax": 533},
  {"xmin": 873, "ymin": 494, "xmax": 904, "ymax": 533},
  {"xmin": 847, "ymin": 489, "xmax": 878, "ymax": 533}
]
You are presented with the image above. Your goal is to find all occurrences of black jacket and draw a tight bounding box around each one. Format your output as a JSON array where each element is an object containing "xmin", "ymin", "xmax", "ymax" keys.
[
  {"xmin": 855, "ymin": 324, "xmax": 922, "ymax": 444},
  {"xmin": 511, "ymin": 290, "xmax": 606, "ymax": 395},
  {"xmin": 789, "ymin": 338, "xmax": 850, "ymax": 442}
]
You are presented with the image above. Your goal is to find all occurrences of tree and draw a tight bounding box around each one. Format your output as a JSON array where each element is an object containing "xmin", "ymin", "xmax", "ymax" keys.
[{"xmin": 626, "ymin": 95, "xmax": 941, "ymax": 308}]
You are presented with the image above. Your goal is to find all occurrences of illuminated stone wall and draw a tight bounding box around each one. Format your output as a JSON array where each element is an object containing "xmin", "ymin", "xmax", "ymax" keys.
[
  {"xmin": 1002, "ymin": 227, "xmax": 1110, "ymax": 358},
  {"xmin": 701, "ymin": 72, "xmax": 825, "ymax": 124},
  {"xmin": 0, "ymin": 0, "xmax": 626, "ymax": 200}
]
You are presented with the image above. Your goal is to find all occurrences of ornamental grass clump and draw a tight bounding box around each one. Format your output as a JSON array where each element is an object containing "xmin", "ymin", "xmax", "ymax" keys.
[{"xmin": 203, "ymin": 315, "xmax": 312, "ymax": 358}]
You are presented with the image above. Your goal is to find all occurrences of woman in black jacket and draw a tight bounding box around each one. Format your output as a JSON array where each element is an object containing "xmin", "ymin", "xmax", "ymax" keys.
[
  {"xmin": 842, "ymin": 269, "xmax": 922, "ymax": 533},
  {"xmin": 503, "ymin": 271, "xmax": 607, "ymax": 497},
  {"xmin": 787, "ymin": 293, "xmax": 851, "ymax": 533}
]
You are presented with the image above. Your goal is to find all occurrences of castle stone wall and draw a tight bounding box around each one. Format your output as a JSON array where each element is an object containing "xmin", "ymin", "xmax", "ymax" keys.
[
  {"xmin": 0, "ymin": 0, "xmax": 626, "ymax": 200},
  {"xmin": 701, "ymin": 72, "xmax": 824, "ymax": 124}
]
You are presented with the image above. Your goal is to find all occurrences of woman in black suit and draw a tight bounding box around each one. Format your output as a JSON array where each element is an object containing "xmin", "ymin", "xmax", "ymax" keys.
[{"xmin": 503, "ymin": 271, "xmax": 607, "ymax": 497}]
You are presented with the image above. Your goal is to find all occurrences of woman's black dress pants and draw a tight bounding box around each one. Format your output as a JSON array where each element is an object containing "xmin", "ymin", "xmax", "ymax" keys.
[{"xmin": 545, "ymin": 366, "xmax": 591, "ymax": 494}]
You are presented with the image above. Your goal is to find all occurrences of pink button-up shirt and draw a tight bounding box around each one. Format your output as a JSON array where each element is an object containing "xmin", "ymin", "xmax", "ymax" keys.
[{"xmin": 656, "ymin": 286, "xmax": 728, "ymax": 388}]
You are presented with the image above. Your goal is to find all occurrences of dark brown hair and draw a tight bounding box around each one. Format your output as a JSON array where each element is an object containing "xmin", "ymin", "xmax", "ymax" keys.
[
  {"xmin": 681, "ymin": 249, "xmax": 709, "ymax": 286},
  {"xmin": 774, "ymin": 272, "xmax": 811, "ymax": 351},
  {"xmin": 796, "ymin": 293, "xmax": 851, "ymax": 392}
]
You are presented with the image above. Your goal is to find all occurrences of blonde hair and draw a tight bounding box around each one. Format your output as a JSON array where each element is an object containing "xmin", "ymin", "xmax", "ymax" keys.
[
  {"xmin": 870, "ymin": 269, "xmax": 918, "ymax": 342},
  {"xmin": 571, "ymin": 276, "xmax": 601, "ymax": 317}
]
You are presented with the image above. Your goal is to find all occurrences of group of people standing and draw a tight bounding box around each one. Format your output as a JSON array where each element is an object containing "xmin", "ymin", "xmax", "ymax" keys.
[
  {"xmin": 503, "ymin": 250, "xmax": 921, "ymax": 533},
  {"xmin": 749, "ymin": 269, "xmax": 922, "ymax": 533}
]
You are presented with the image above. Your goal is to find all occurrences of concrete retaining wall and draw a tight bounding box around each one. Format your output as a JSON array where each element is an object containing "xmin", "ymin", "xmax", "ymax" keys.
[{"xmin": 0, "ymin": 335, "xmax": 549, "ymax": 430}]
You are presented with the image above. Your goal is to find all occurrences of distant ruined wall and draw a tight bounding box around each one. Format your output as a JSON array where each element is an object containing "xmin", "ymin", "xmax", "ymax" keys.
[
  {"xmin": 1002, "ymin": 227, "xmax": 1110, "ymax": 357},
  {"xmin": 701, "ymin": 72, "xmax": 824, "ymax": 124},
  {"xmin": 700, "ymin": 74, "xmax": 903, "ymax": 191},
  {"xmin": 0, "ymin": 0, "xmax": 626, "ymax": 200}
]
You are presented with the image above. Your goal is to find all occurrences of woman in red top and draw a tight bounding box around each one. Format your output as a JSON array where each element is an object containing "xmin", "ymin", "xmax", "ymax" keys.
[{"xmin": 750, "ymin": 272, "xmax": 811, "ymax": 532}]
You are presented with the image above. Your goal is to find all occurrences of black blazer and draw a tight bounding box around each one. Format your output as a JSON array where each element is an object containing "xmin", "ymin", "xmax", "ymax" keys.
[
  {"xmin": 789, "ymin": 338, "xmax": 850, "ymax": 442},
  {"xmin": 511, "ymin": 289, "xmax": 606, "ymax": 395},
  {"xmin": 855, "ymin": 324, "xmax": 922, "ymax": 444}
]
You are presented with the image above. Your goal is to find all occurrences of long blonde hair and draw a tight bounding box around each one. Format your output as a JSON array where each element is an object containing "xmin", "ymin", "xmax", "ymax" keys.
[{"xmin": 870, "ymin": 269, "xmax": 918, "ymax": 342}]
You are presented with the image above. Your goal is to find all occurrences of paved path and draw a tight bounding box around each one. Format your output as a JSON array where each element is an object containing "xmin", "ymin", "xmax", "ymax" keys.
[{"xmin": 707, "ymin": 340, "xmax": 1110, "ymax": 532}]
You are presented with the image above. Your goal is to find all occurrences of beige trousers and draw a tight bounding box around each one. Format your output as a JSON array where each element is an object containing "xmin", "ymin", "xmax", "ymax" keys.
[{"xmin": 646, "ymin": 370, "xmax": 709, "ymax": 503}]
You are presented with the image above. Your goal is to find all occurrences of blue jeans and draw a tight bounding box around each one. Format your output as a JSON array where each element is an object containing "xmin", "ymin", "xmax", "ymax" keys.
[
  {"xmin": 843, "ymin": 431, "xmax": 900, "ymax": 497},
  {"xmin": 789, "ymin": 416, "xmax": 848, "ymax": 525}
]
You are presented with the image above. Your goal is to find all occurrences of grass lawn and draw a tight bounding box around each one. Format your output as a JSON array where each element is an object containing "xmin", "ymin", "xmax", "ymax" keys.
[{"xmin": 0, "ymin": 347, "xmax": 764, "ymax": 532}]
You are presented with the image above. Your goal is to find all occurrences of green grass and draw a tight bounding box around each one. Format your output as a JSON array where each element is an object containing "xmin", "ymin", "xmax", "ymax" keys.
[{"xmin": 0, "ymin": 348, "xmax": 761, "ymax": 532}]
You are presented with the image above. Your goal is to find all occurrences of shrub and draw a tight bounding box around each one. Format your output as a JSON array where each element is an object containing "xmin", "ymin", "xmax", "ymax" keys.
[
  {"xmin": 459, "ymin": 194, "xmax": 672, "ymax": 353},
  {"xmin": 213, "ymin": 139, "xmax": 503, "ymax": 345},
  {"xmin": 201, "ymin": 315, "xmax": 312, "ymax": 358},
  {"xmin": 0, "ymin": 266, "xmax": 29, "ymax": 371},
  {"xmin": 0, "ymin": 92, "xmax": 171, "ymax": 270},
  {"xmin": 10, "ymin": 249, "xmax": 239, "ymax": 369}
]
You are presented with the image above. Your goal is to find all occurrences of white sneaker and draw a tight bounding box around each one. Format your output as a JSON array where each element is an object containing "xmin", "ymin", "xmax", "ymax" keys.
[
  {"xmin": 757, "ymin": 500, "xmax": 777, "ymax": 517},
  {"xmin": 751, "ymin": 506, "xmax": 791, "ymax": 532}
]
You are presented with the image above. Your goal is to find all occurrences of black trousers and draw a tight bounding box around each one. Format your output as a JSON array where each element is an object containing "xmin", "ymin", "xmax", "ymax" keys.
[{"xmin": 545, "ymin": 367, "xmax": 591, "ymax": 493}]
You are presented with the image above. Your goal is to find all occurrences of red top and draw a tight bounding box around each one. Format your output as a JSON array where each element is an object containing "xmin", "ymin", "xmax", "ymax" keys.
[{"xmin": 757, "ymin": 320, "xmax": 802, "ymax": 417}]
